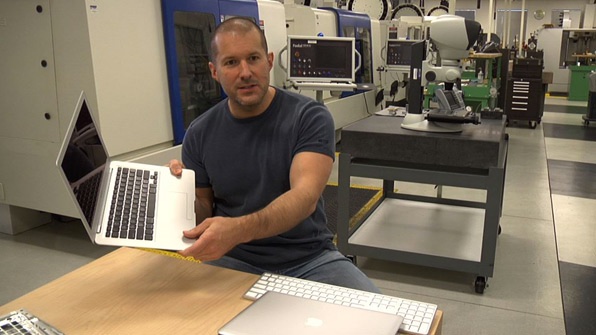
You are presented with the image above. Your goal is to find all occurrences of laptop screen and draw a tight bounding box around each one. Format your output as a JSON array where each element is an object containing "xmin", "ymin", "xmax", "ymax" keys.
[
  {"xmin": 60, "ymin": 99, "xmax": 108, "ymax": 228},
  {"xmin": 287, "ymin": 35, "xmax": 355, "ymax": 83}
]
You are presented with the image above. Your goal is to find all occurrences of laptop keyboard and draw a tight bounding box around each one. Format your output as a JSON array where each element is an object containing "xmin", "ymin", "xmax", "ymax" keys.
[
  {"xmin": 106, "ymin": 167, "xmax": 158, "ymax": 241},
  {"xmin": 73, "ymin": 170, "xmax": 102, "ymax": 224},
  {"xmin": 244, "ymin": 273, "xmax": 437, "ymax": 335},
  {"xmin": 0, "ymin": 309, "xmax": 62, "ymax": 335},
  {"xmin": 0, "ymin": 314, "xmax": 38, "ymax": 335}
]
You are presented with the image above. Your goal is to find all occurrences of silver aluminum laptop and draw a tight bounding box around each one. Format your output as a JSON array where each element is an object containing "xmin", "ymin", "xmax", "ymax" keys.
[
  {"xmin": 56, "ymin": 92, "xmax": 196, "ymax": 250},
  {"xmin": 218, "ymin": 291, "xmax": 403, "ymax": 335},
  {"xmin": 0, "ymin": 309, "xmax": 63, "ymax": 335}
]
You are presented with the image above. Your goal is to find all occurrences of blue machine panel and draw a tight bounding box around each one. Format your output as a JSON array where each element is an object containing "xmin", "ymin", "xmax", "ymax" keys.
[
  {"xmin": 162, "ymin": 0, "xmax": 259, "ymax": 144},
  {"xmin": 219, "ymin": 0, "xmax": 259, "ymax": 21},
  {"xmin": 322, "ymin": 8, "xmax": 373, "ymax": 86}
]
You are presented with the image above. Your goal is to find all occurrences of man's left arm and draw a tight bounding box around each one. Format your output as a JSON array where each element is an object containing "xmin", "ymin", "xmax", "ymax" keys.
[{"xmin": 241, "ymin": 151, "xmax": 333, "ymax": 240}]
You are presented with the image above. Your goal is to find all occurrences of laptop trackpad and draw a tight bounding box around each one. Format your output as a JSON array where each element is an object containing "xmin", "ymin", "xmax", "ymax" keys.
[{"xmin": 162, "ymin": 192, "xmax": 195, "ymax": 221}]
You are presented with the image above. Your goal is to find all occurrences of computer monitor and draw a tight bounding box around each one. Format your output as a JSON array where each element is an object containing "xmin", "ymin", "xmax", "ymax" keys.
[
  {"xmin": 386, "ymin": 39, "xmax": 416, "ymax": 68},
  {"xmin": 287, "ymin": 35, "xmax": 355, "ymax": 83}
]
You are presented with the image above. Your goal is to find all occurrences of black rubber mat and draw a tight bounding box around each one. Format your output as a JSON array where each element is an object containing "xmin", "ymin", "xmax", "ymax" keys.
[
  {"xmin": 559, "ymin": 261, "xmax": 596, "ymax": 335},
  {"xmin": 544, "ymin": 104, "xmax": 586, "ymax": 115},
  {"xmin": 543, "ymin": 123, "xmax": 596, "ymax": 141},
  {"xmin": 547, "ymin": 159, "xmax": 596, "ymax": 200},
  {"xmin": 323, "ymin": 185, "xmax": 381, "ymax": 235}
]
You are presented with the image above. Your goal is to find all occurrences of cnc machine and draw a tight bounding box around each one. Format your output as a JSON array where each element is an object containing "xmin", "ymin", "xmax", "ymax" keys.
[
  {"xmin": 380, "ymin": 20, "xmax": 420, "ymax": 108},
  {"xmin": 162, "ymin": 0, "xmax": 288, "ymax": 144},
  {"xmin": 1, "ymin": 0, "xmax": 179, "ymax": 231},
  {"xmin": 283, "ymin": 4, "xmax": 381, "ymax": 133}
]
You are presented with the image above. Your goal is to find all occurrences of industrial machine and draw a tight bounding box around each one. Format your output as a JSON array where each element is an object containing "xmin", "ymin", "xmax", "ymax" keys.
[
  {"xmin": 538, "ymin": 27, "xmax": 596, "ymax": 95},
  {"xmin": 1, "ymin": 0, "xmax": 181, "ymax": 232},
  {"xmin": 382, "ymin": 37, "xmax": 417, "ymax": 106},
  {"xmin": 377, "ymin": 15, "xmax": 433, "ymax": 110},
  {"xmin": 161, "ymin": 0, "xmax": 288, "ymax": 144},
  {"xmin": 400, "ymin": 15, "xmax": 482, "ymax": 133},
  {"xmin": 284, "ymin": 35, "xmax": 359, "ymax": 94},
  {"xmin": 283, "ymin": 4, "xmax": 381, "ymax": 135}
]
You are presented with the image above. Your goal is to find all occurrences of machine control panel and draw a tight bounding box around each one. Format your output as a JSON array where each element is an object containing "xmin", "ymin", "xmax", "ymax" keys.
[
  {"xmin": 287, "ymin": 36, "xmax": 355, "ymax": 82},
  {"xmin": 386, "ymin": 39, "xmax": 416, "ymax": 67}
]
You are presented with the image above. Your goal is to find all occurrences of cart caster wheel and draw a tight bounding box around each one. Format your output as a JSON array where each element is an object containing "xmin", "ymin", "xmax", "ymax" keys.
[
  {"xmin": 474, "ymin": 276, "xmax": 487, "ymax": 294},
  {"xmin": 529, "ymin": 121, "xmax": 537, "ymax": 129},
  {"xmin": 347, "ymin": 255, "xmax": 358, "ymax": 266},
  {"xmin": 585, "ymin": 120, "xmax": 590, "ymax": 126}
]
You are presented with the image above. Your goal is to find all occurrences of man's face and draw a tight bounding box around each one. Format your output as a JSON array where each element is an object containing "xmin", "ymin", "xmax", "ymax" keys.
[{"xmin": 209, "ymin": 29, "xmax": 274, "ymax": 117}]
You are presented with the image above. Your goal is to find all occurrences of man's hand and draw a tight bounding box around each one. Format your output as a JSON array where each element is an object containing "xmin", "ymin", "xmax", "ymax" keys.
[
  {"xmin": 168, "ymin": 159, "xmax": 185, "ymax": 176},
  {"xmin": 178, "ymin": 216, "xmax": 249, "ymax": 261},
  {"xmin": 170, "ymin": 156, "xmax": 220, "ymax": 260}
]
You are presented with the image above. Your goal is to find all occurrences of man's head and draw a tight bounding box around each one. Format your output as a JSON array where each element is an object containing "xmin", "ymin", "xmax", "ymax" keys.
[
  {"xmin": 209, "ymin": 17, "xmax": 268, "ymax": 62},
  {"xmin": 208, "ymin": 17, "xmax": 274, "ymax": 118}
]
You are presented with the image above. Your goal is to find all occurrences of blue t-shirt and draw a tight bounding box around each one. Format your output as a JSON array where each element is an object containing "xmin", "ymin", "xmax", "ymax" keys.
[{"xmin": 182, "ymin": 88, "xmax": 336, "ymax": 270}]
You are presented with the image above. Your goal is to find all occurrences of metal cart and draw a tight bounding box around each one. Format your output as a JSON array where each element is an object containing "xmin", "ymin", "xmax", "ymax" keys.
[{"xmin": 337, "ymin": 116, "xmax": 508, "ymax": 293}]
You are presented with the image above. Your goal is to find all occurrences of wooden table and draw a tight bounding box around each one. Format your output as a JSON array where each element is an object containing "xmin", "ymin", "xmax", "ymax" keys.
[{"xmin": 0, "ymin": 247, "xmax": 443, "ymax": 334}]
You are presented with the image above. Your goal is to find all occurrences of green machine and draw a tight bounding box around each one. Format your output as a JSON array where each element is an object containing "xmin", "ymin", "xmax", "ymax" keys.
[
  {"xmin": 568, "ymin": 65, "xmax": 596, "ymax": 101},
  {"xmin": 424, "ymin": 53, "xmax": 501, "ymax": 112},
  {"xmin": 424, "ymin": 83, "xmax": 491, "ymax": 112}
]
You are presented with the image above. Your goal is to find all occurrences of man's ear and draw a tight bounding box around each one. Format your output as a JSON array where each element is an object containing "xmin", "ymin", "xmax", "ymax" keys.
[
  {"xmin": 267, "ymin": 52, "xmax": 274, "ymax": 70},
  {"xmin": 209, "ymin": 62, "xmax": 218, "ymax": 81}
]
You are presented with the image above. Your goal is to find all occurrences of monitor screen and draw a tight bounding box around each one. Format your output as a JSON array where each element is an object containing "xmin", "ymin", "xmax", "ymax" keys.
[
  {"xmin": 287, "ymin": 35, "xmax": 355, "ymax": 83},
  {"xmin": 386, "ymin": 40, "xmax": 416, "ymax": 67}
]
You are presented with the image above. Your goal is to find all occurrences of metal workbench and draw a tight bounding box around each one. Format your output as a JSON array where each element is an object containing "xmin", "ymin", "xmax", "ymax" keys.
[{"xmin": 337, "ymin": 116, "xmax": 508, "ymax": 293}]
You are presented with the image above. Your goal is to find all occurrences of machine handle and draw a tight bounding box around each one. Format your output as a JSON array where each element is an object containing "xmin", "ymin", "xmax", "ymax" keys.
[
  {"xmin": 355, "ymin": 48, "xmax": 361, "ymax": 73},
  {"xmin": 278, "ymin": 45, "xmax": 287, "ymax": 73}
]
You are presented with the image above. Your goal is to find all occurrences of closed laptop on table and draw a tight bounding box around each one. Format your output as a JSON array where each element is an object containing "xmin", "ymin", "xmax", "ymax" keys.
[{"xmin": 219, "ymin": 291, "xmax": 403, "ymax": 335}]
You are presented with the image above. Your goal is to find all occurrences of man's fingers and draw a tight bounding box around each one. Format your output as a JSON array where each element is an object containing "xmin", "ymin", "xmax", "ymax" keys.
[
  {"xmin": 178, "ymin": 235, "xmax": 206, "ymax": 259},
  {"xmin": 178, "ymin": 221, "xmax": 215, "ymax": 260},
  {"xmin": 183, "ymin": 224, "xmax": 205, "ymax": 239},
  {"xmin": 183, "ymin": 229, "xmax": 199, "ymax": 238},
  {"xmin": 168, "ymin": 159, "xmax": 185, "ymax": 176}
]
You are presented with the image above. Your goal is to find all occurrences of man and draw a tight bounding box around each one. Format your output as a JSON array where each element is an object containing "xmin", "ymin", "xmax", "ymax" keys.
[{"xmin": 169, "ymin": 17, "xmax": 378, "ymax": 292}]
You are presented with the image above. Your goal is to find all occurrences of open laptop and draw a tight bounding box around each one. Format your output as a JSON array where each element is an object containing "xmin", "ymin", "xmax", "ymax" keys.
[
  {"xmin": 218, "ymin": 291, "xmax": 403, "ymax": 335},
  {"xmin": 0, "ymin": 309, "xmax": 63, "ymax": 335},
  {"xmin": 56, "ymin": 91, "xmax": 196, "ymax": 250}
]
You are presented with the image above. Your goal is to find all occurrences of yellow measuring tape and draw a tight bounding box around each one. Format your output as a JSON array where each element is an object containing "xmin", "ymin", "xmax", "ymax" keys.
[{"xmin": 139, "ymin": 248, "xmax": 202, "ymax": 263}]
